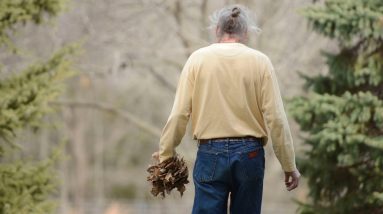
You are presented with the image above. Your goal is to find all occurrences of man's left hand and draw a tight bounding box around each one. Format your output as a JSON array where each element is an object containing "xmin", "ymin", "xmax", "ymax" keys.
[{"xmin": 284, "ymin": 170, "xmax": 301, "ymax": 191}]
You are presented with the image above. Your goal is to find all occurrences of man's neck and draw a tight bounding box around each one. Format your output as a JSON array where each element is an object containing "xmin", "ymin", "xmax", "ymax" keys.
[
  {"xmin": 219, "ymin": 38, "xmax": 240, "ymax": 43},
  {"xmin": 218, "ymin": 34, "xmax": 241, "ymax": 43}
]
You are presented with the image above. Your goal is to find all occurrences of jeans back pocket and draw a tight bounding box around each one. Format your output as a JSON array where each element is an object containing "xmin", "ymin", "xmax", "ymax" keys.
[
  {"xmin": 193, "ymin": 150, "xmax": 219, "ymax": 183},
  {"xmin": 241, "ymin": 147, "xmax": 265, "ymax": 180}
]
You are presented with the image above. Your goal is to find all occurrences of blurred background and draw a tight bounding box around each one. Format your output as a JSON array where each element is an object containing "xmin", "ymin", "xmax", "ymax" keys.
[{"xmin": 4, "ymin": 0, "xmax": 381, "ymax": 214}]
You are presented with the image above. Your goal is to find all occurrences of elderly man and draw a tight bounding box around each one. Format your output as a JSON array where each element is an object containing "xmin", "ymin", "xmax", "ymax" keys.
[{"xmin": 153, "ymin": 4, "xmax": 301, "ymax": 214}]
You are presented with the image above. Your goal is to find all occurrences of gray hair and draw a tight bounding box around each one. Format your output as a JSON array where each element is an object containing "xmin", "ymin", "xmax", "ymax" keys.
[{"xmin": 208, "ymin": 4, "xmax": 261, "ymax": 40}]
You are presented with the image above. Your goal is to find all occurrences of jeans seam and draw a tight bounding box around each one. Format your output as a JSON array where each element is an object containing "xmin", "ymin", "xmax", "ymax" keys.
[
  {"xmin": 208, "ymin": 154, "xmax": 218, "ymax": 181},
  {"xmin": 198, "ymin": 149, "xmax": 220, "ymax": 155}
]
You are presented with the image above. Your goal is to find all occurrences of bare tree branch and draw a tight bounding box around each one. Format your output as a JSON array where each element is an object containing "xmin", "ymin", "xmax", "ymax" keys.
[
  {"xmin": 200, "ymin": 0, "xmax": 209, "ymax": 40},
  {"xmin": 171, "ymin": 0, "xmax": 193, "ymax": 56},
  {"xmin": 50, "ymin": 100, "xmax": 162, "ymax": 137},
  {"xmin": 148, "ymin": 67, "xmax": 177, "ymax": 92}
]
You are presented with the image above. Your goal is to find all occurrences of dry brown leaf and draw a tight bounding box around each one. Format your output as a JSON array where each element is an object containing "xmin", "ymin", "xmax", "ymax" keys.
[{"xmin": 146, "ymin": 155, "xmax": 189, "ymax": 198}]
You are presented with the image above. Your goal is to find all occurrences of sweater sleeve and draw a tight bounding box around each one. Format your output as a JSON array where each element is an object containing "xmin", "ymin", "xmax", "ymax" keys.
[
  {"xmin": 158, "ymin": 55, "xmax": 195, "ymax": 163},
  {"xmin": 260, "ymin": 56, "xmax": 297, "ymax": 172}
]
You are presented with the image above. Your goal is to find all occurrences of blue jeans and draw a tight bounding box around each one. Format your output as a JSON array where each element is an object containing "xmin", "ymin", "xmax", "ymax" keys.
[{"xmin": 192, "ymin": 137, "xmax": 265, "ymax": 214}]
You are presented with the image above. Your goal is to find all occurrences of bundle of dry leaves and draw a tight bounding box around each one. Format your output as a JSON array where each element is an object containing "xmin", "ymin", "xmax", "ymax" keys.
[{"xmin": 146, "ymin": 155, "xmax": 189, "ymax": 198}]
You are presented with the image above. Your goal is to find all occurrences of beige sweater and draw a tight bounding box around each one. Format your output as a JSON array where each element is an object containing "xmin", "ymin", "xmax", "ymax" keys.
[{"xmin": 158, "ymin": 42, "xmax": 297, "ymax": 172}]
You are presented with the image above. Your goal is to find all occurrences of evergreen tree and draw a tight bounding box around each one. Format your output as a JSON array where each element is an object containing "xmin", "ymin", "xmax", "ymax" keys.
[
  {"xmin": 0, "ymin": 0, "xmax": 77, "ymax": 213},
  {"xmin": 288, "ymin": 0, "xmax": 383, "ymax": 213}
]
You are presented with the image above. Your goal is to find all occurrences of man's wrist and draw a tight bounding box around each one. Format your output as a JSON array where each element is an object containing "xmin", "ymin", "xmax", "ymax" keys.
[
  {"xmin": 159, "ymin": 150, "xmax": 178, "ymax": 163},
  {"xmin": 282, "ymin": 164, "xmax": 298, "ymax": 173}
]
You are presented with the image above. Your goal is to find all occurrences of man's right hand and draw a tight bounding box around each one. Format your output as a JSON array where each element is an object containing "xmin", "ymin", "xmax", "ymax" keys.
[{"xmin": 284, "ymin": 170, "xmax": 301, "ymax": 191}]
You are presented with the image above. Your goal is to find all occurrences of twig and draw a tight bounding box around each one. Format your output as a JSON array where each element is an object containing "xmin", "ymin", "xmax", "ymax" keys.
[{"xmin": 49, "ymin": 100, "xmax": 162, "ymax": 137}]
